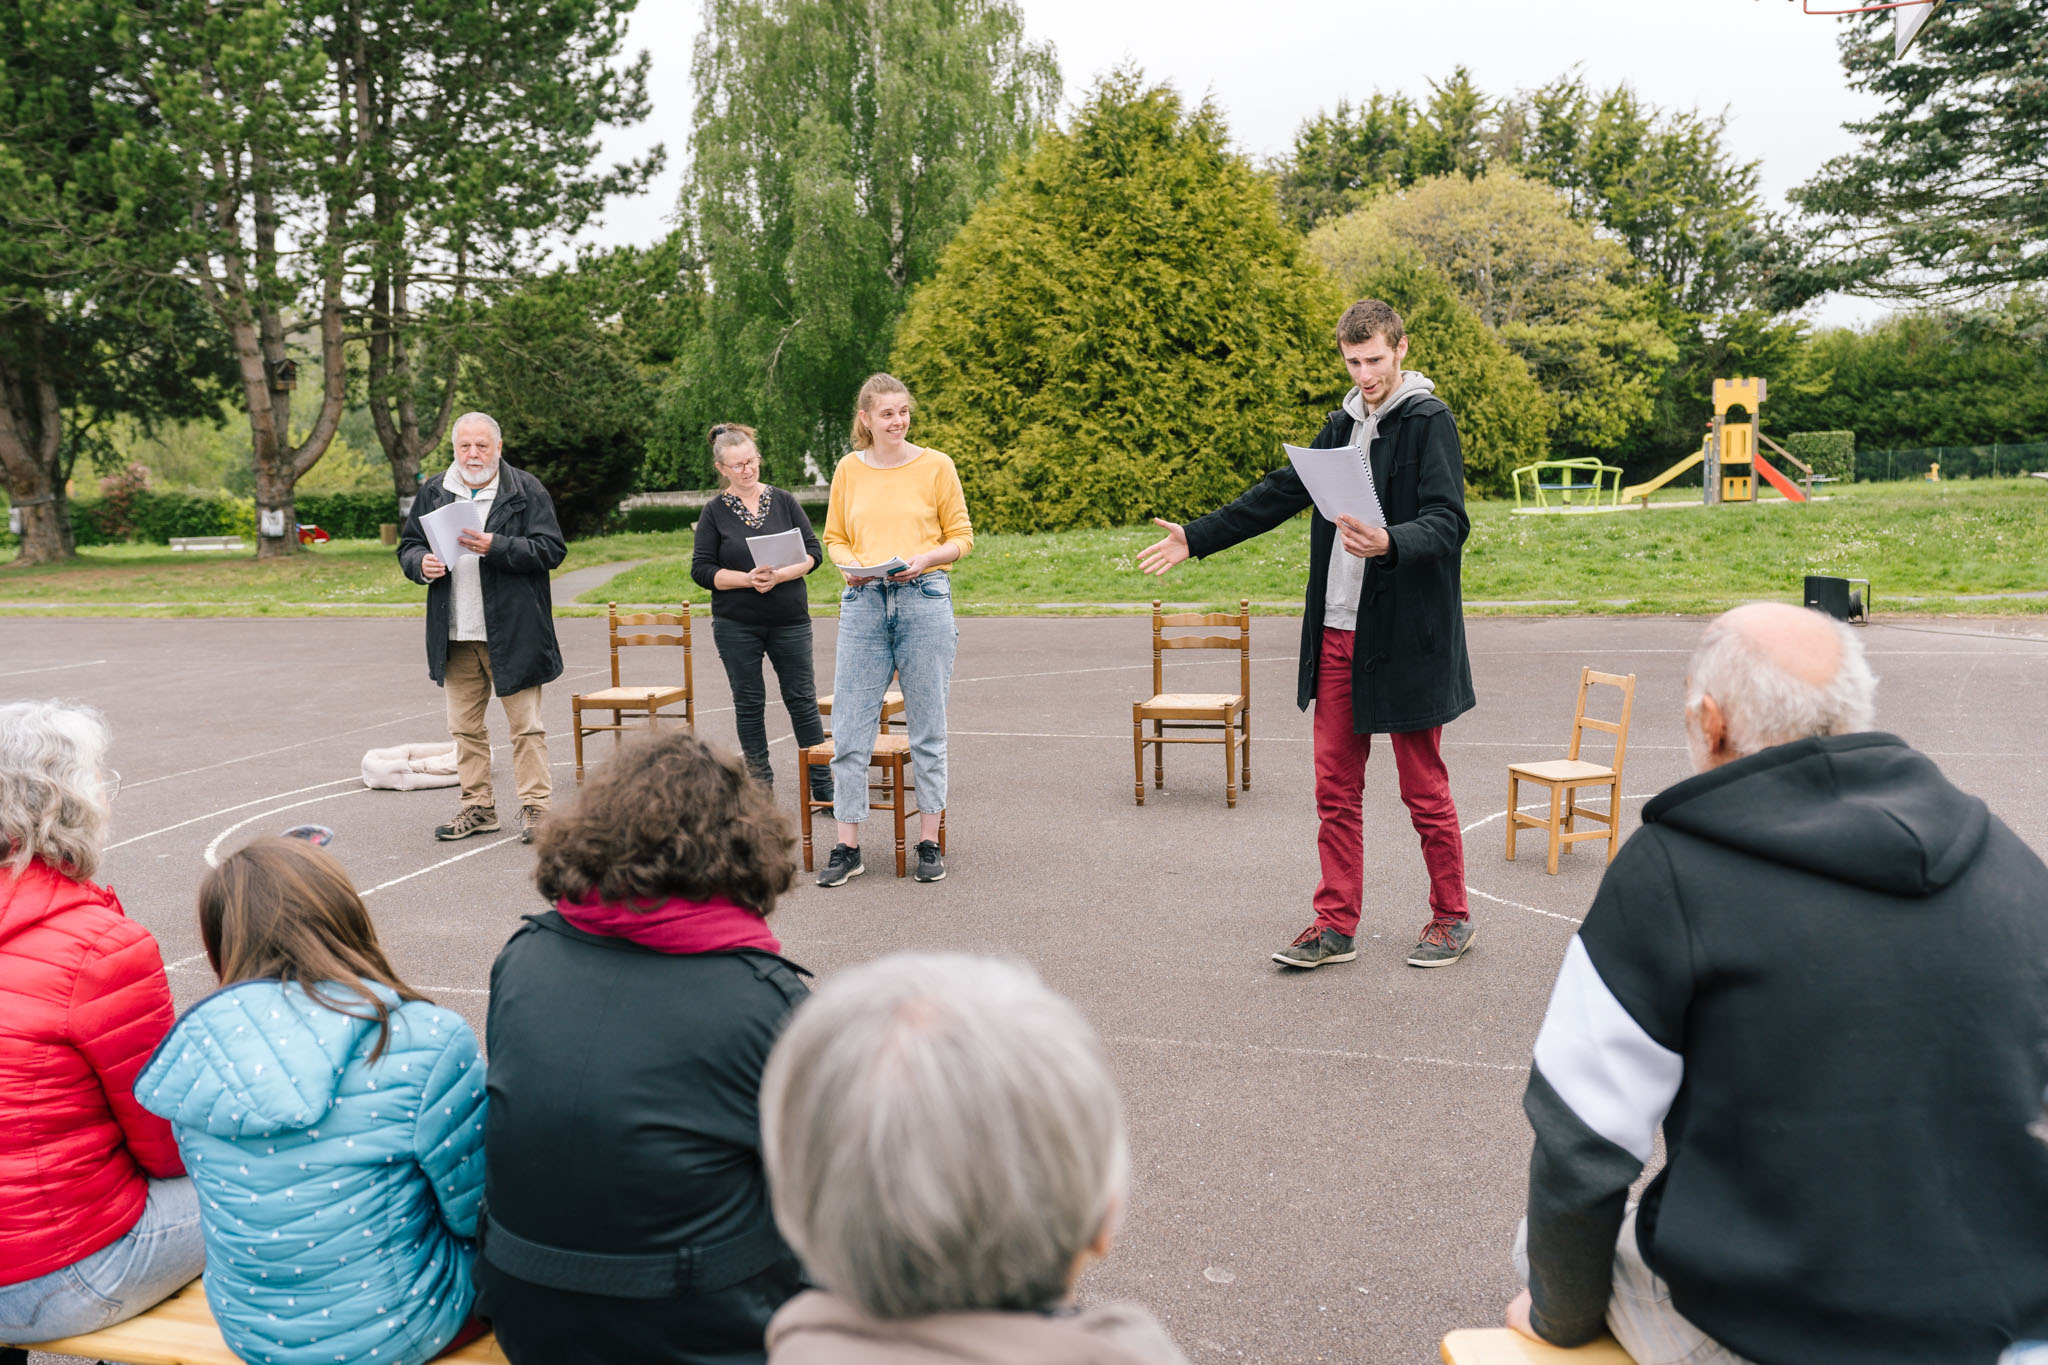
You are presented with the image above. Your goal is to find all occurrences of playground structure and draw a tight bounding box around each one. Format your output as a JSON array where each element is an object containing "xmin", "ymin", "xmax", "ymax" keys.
[
  {"xmin": 1620, "ymin": 377, "xmax": 1818, "ymax": 509},
  {"xmin": 1511, "ymin": 457, "xmax": 1625, "ymax": 510}
]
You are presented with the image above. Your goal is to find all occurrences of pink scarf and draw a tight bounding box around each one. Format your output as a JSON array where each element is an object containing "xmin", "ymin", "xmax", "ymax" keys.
[{"xmin": 556, "ymin": 892, "xmax": 782, "ymax": 956}]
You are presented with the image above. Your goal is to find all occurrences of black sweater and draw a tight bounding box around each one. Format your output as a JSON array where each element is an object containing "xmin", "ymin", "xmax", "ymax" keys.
[
  {"xmin": 690, "ymin": 488, "xmax": 823, "ymax": 625},
  {"xmin": 1522, "ymin": 733, "xmax": 2048, "ymax": 1364}
]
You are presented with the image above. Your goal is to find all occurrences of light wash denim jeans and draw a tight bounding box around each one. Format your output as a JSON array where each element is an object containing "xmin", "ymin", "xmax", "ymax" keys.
[
  {"xmin": 0, "ymin": 1176, "xmax": 203, "ymax": 1342},
  {"xmin": 831, "ymin": 570, "xmax": 958, "ymax": 823}
]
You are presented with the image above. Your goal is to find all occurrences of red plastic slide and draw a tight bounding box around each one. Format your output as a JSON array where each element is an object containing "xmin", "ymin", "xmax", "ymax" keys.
[{"xmin": 1753, "ymin": 453, "xmax": 1807, "ymax": 502}]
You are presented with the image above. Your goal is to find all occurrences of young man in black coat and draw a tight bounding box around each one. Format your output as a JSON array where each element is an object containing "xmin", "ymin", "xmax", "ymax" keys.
[
  {"xmin": 1507, "ymin": 603, "xmax": 2048, "ymax": 1364},
  {"xmin": 1141, "ymin": 299, "xmax": 1477, "ymax": 970},
  {"xmin": 397, "ymin": 412, "xmax": 567, "ymax": 844}
]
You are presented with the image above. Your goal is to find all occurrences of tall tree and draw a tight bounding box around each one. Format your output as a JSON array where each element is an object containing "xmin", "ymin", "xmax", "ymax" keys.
[
  {"xmin": 1792, "ymin": 0, "xmax": 2048, "ymax": 303},
  {"xmin": 1310, "ymin": 169, "xmax": 1675, "ymax": 457},
  {"xmin": 0, "ymin": 0, "xmax": 233, "ymax": 565},
  {"xmin": 346, "ymin": 0, "xmax": 659, "ymax": 509},
  {"xmin": 892, "ymin": 73, "xmax": 1346, "ymax": 532},
  {"xmin": 677, "ymin": 0, "xmax": 1059, "ymax": 487},
  {"xmin": 1274, "ymin": 94, "xmax": 1416, "ymax": 232}
]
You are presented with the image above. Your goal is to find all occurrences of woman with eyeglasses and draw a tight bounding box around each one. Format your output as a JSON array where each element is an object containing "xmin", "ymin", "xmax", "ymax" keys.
[
  {"xmin": 0, "ymin": 701, "xmax": 204, "ymax": 1345},
  {"xmin": 691, "ymin": 423, "xmax": 830, "ymax": 800}
]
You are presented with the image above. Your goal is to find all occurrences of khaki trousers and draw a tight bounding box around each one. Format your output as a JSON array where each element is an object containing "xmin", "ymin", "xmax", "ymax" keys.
[{"xmin": 444, "ymin": 639, "xmax": 551, "ymax": 811}]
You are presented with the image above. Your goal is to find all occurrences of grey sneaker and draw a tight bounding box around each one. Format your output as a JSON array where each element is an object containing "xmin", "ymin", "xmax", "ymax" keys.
[
  {"xmin": 817, "ymin": 843, "xmax": 864, "ymax": 888},
  {"xmin": 434, "ymin": 805, "xmax": 499, "ymax": 841},
  {"xmin": 1272, "ymin": 925, "xmax": 1357, "ymax": 969},
  {"xmin": 913, "ymin": 840, "xmax": 945, "ymax": 882},
  {"xmin": 1407, "ymin": 916, "xmax": 1476, "ymax": 968},
  {"xmin": 518, "ymin": 804, "xmax": 547, "ymax": 845}
]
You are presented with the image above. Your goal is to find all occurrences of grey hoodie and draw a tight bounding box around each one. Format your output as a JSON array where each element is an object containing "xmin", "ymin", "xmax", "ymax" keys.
[{"xmin": 1323, "ymin": 370, "xmax": 1437, "ymax": 630}]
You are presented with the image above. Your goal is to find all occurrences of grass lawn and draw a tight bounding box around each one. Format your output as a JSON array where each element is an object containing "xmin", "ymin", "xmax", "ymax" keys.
[{"xmin": 2, "ymin": 479, "xmax": 2043, "ymax": 617}]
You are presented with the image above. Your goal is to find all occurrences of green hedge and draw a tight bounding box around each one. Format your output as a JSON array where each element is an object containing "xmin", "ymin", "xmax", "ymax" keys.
[
  {"xmin": 295, "ymin": 491, "xmax": 404, "ymax": 540},
  {"xmin": 620, "ymin": 500, "xmax": 830, "ymax": 536},
  {"xmin": 64, "ymin": 489, "xmax": 401, "ymax": 544},
  {"xmin": 1782, "ymin": 431, "xmax": 1856, "ymax": 483}
]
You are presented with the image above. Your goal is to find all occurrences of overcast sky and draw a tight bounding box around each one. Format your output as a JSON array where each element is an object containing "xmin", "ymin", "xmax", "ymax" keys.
[{"xmin": 577, "ymin": 0, "xmax": 1893, "ymax": 328}]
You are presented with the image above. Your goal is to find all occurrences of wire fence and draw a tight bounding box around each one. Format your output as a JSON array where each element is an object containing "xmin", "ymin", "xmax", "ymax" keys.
[{"xmin": 1854, "ymin": 442, "xmax": 2048, "ymax": 481}]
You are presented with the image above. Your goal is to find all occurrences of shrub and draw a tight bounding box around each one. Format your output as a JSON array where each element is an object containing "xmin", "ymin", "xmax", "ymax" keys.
[
  {"xmin": 1782, "ymin": 430, "xmax": 1856, "ymax": 483},
  {"xmin": 295, "ymin": 491, "xmax": 403, "ymax": 540}
]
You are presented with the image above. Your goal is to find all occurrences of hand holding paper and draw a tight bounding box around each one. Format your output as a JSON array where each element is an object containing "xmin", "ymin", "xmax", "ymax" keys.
[
  {"xmin": 746, "ymin": 528, "xmax": 807, "ymax": 570},
  {"xmin": 420, "ymin": 499, "xmax": 486, "ymax": 570},
  {"xmin": 1284, "ymin": 443, "xmax": 1386, "ymax": 530}
]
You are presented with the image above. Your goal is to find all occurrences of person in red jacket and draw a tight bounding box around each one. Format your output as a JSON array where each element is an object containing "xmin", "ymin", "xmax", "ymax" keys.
[{"xmin": 0, "ymin": 701, "xmax": 202, "ymax": 1350}]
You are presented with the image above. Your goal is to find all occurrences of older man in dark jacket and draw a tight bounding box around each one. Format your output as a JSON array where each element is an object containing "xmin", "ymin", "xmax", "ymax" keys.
[
  {"xmin": 397, "ymin": 412, "xmax": 566, "ymax": 843},
  {"xmin": 1508, "ymin": 603, "xmax": 2048, "ymax": 1365},
  {"xmin": 1141, "ymin": 299, "xmax": 1476, "ymax": 970}
]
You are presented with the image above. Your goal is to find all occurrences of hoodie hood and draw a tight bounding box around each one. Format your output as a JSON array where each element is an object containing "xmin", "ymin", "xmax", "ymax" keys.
[
  {"xmin": 137, "ymin": 978, "xmax": 402, "ymax": 1138},
  {"xmin": 1342, "ymin": 369, "xmax": 1435, "ymax": 426},
  {"xmin": 1643, "ymin": 732, "xmax": 1989, "ymax": 896}
]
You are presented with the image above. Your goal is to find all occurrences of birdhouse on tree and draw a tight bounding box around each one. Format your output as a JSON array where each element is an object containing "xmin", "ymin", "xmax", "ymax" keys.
[{"xmin": 269, "ymin": 358, "xmax": 298, "ymax": 392}]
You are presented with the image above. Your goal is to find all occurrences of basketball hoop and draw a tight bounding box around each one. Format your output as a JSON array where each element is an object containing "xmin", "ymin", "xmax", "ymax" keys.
[{"xmin": 1789, "ymin": 0, "xmax": 1945, "ymax": 57}]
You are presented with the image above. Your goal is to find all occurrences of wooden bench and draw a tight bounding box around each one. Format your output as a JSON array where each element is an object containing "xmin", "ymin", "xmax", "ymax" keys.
[
  {"xmin": 168, "ymin": 536, "xmax": 245, "ymax": 552},
  {"xmin": 7, "ymin": 1278, "xmax": 509, "ymax": 1364},
  {"xmin": 1441, "ymin": 1328, "xmax": 1634, "ymax": 1363}
]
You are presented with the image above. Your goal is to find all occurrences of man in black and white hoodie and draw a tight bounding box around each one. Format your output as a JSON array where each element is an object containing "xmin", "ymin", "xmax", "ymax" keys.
[{"xmin": 1508, "ymin": 601, "xmax": 2048, "ymax": 1364}]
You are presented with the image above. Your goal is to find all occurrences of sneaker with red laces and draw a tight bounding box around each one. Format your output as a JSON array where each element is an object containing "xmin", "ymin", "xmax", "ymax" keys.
[
  {"xmin": 1406, "ymin": 916, "xmax": 1475, "ymax": 968},
  {"xmin": 1272, "ymin": 924, "xmax": 1357, "ymax": 969}
]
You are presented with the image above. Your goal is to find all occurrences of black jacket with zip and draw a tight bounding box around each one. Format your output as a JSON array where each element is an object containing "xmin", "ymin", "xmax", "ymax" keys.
[
  {"xmin": 1181, "ymin": 396, "xmax": 1474, "ymax": 734},
  {"xmin": 396, "ymin": 463, "xmax": 566, "ymax": 697}
]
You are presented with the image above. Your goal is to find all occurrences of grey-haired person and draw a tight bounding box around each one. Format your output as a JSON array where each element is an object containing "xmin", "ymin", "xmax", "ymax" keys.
[
  {"xmin": 759, "ymin": 952, "xmax": 1191, "ymax": 1365},
  {"xmin": 397, "ymin": 412, "xmax": 567, "ymax": 845}
]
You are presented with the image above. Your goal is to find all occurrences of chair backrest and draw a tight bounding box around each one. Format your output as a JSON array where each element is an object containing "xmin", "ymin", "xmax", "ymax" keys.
[
  {"xmin": 1151, "ymin": 599, "xmax": 1252, "ymax": 698},
  {"xmin": 607, "ymin": 601, "xmax": 693, "ymax": 694},
  {"xmin": 1567, "ymin": 666, "xmax": 1636, "ymax": 778}
]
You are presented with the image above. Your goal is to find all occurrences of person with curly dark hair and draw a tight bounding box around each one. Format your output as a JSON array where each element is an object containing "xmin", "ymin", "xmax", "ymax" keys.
[{"xmin": 473, "ymin": 730, "xmax": 811, "ymax": 1365}]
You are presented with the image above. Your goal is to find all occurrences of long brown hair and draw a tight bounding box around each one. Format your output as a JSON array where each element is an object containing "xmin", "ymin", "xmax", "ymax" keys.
[
  {"xmin": 199, "ymin": 837, "xmax": 426, "ymax": 1062},
  {"xmin": 535, "ymin": 730, "xmax": 795, "ymax": 915},
  {"xmin": 850, "ymin": 373, "xmax": 912, "ymax": 451}
]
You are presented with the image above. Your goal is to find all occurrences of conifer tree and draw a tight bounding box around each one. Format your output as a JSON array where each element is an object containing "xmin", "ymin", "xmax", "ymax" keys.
[{"xmin": 891, "ymin": 73, "xmax": 1347, "ymax": 533}]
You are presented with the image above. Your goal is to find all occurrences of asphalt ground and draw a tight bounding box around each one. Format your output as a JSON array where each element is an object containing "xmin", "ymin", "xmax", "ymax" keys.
[{"xmin": 6, "ymin": 610, "xmax": 2047, "ymax": 1364}]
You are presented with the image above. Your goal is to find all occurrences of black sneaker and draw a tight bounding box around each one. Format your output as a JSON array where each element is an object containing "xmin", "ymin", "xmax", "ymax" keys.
[
  {"xmin": 817, "ymin": 844, "xmax": 864, "ymax": 888},
  {"xmin": 1272, "ymin": 925, "xmax": 1356, "ymax": 969},
  {"xmin": 434, "ymin": 805, "xmax": 499, "ymax": 841},
  {"xmin": 1407, "ymin": 916, "xmax": 1476, "ymax": 968},
  {"xmin": 913, "ymin": 840, "xmax": 945, "ymax": 882},
  {"xmin": 518, "ymin": 804, "xmax": 547, "ymax": 845}
]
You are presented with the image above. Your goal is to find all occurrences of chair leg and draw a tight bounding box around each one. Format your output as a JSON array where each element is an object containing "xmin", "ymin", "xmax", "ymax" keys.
[
  {"xmin": 1506, "ymin": 774, "xmax": 1519, "ymax": 860},
  {"xmin": 573, "ymin": 702, "xmax": 586, "ymax": 784},
  {"xmin": 1132, "ymin": 710, "xmax": 1145, "ymax": 806},
  {"xmin": 1241, "ymin": 709, "xmax": 1252, "ymax": 790},
  {"xmin": 938, "ymin": 807, "xmax": 947, "ymax": 855},
  {"xmin": 891, "ymin": 755, "xmax": 909, "ymax": 878},
  {"xmin": 1223, "ymin": 713, "xmax": 1239, "ymax": 808},
  {"xmin": 1606, "ymin": 780, "xmax": 1622, "ymax": 862},
  {"xmin": 798, "ymin": 749, "xmax": 816, "ymax": 871},
  {"xmin": 1545, "ymin": 785, "xmax": 1563, "ymax": 875},
  {"xmin": 1152, "ymin": 719, "xmax": 1164, "ymax": 789},
  {"xmin": 1563, "ymin": 786, "xmax": 1578, "ymax": 855}
]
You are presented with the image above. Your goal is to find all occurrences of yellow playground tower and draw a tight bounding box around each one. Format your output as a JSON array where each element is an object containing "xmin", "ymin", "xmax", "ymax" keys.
[{"xmin": 1622, "ymin": 377, "xmax": 1810, "ymax": 506}]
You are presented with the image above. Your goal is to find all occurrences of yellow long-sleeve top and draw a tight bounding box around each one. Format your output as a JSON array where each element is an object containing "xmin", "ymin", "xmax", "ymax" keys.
[{"xmin": 822, "ymin": 448, "xmax": 975, "ymax": 571}]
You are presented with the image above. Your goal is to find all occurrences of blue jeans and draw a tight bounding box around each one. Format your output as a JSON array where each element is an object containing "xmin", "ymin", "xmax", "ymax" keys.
[
  {"xmin": 831, "ymin": 571, "xmax": 958, "ymax": 823},
  {"xmin": 0, "ymin": 1177, "xmax": 203, "ymax": 1341}
]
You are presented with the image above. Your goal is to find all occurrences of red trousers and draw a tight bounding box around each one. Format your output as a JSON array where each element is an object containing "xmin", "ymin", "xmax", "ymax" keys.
[{"xmin": 1312, "ymin": 627, "xmax": 1468, "ymax": 935}]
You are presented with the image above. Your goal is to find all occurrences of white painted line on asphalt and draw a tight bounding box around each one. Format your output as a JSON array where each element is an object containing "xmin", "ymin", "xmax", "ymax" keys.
[
  {"xmin": 166, "ymin": 953, "xmax": 209, "ymax": 973},
  {"xmin": 1456, "ymin": 796, "xmax": 1658, "ymax": 929},
  {"xmin": 201, "ymin": 790, "xmax": 369, "ymax": 866},
  {"xmin": 1108, "ymin": 1033, "xmax": 1527, "ymax": 1075},
  {"xmin": 358, "ymin": 834, "xmax": 521, "ymax": 898},
  {"xmin": 108, "ymin": 777, "xmax": 363, "ymax": 850},
  {"xmin": 953, "ymin": 656, "xmax": 1296, "ymax": 686},
  {"xmin": 0, "ymin": 658, "xmax": 108, "ymax": 679}
]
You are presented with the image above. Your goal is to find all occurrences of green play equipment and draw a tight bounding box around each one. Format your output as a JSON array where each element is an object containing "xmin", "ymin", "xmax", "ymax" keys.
[{"xmin": 1512, "ymin": 457, "xmax": 1626, "ymax": 510}]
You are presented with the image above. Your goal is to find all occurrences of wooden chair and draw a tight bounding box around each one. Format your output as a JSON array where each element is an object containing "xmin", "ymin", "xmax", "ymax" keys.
[
  {"xmin": 797, "ymin": 735, "xmax": 946, "ymax": 878},
  {"xmin": 1441, "ymin": 1328, "xmax": 1635, "ymax": 1363},
  {"xmin": 1507, "ymin": 667, "xmax": 1636, "ymax": 874},
  {"xmin": 4, "ymin": 1276, "xmax": 510, "ymax": 1364},
  {"xmin": 818, "ymin": 687, "xmax": 905, "ymax": 735},
  {"xmin": 1133, "ymin": 599, "xmax": 1252, "ymax": 807},
  {"xmin": 571, "ymin": 601, "xmax": 694, "ymax": 782}
]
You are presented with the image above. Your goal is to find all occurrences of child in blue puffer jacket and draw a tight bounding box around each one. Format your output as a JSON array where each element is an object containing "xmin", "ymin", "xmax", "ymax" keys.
[{"xmin": 137, "ymin": 837, "xmax": 487, "ymax": 1365}]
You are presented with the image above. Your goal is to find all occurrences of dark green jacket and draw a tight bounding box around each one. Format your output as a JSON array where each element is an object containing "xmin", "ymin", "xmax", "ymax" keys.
[{"xmin": 1183, "ymin": 396, "xmax": 1474, "ymax": 733}]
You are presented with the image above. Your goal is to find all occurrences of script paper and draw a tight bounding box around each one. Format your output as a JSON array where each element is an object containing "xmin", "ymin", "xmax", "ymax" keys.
[
  {"xmin": 834, "ymin": 555, "xmax": 910, "ymax": 579},
  {"xmin": 746, "ymin": 528, "xmax": 808, "ymax": 570},
  {"xmin": 421, "ymin": 499, "xmax": 485, "ymax": 567},
  {"xmin": 1284, "ymin": 443, "xmax": 1386, "ymax": 530}
]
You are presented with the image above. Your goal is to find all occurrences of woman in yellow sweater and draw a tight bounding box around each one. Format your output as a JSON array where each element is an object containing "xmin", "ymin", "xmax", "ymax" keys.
[{"xmin": 816, "ymin": 374, "xmax": 973, "ymax": 886}]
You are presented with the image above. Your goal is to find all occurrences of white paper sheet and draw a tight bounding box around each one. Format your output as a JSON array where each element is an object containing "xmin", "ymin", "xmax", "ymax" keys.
[
  {"xmin": 421, "ymin": 498, "xmax": 485, "ymax": 567},
  {"xmin": 746, "ymin": 528, "xmax": 808, "ymax": 570},
  {"xmin": 1284, "ymin": 443, "xmax": 1386, "ymax": 529},
  {"xmin": 834, "ymin": 555, "xmax": 911, "ymax": 579}
]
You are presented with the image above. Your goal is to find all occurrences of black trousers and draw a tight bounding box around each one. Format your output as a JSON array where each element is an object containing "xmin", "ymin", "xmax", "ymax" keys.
[{"xmin": 709, "ymin": 616, "xmax": 826, "ymax": 784}]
